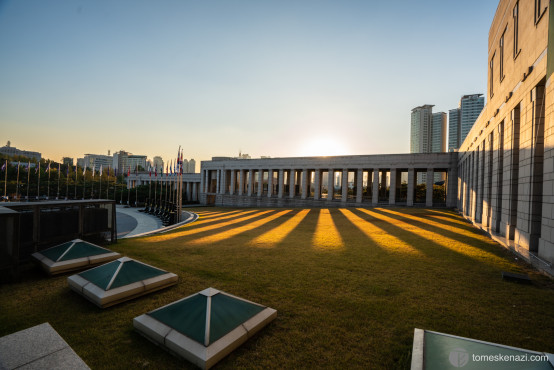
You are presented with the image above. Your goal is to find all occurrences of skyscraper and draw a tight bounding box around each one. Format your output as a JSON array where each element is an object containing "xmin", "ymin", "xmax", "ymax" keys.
[
  {"xmin": 431, "ymin": 112, "xmax": 447, "ymax": 153},
  {"xmin": 448, "ymin": 94, "xmax": 484, "ymax": 151},
  {"xmin": 410, "ymin": 105, "xmax": 434, "ymax": 154},
  {"xmin": 460, "ymin": 94, "xmax": 484, "ymax": 143},
  {"xmin": 448, "ymin": 108, "xmax": 461, "ymax": 151},
  {"xmin": 411, "ymin": 105, "xmax": 446, "ymax": 182}
]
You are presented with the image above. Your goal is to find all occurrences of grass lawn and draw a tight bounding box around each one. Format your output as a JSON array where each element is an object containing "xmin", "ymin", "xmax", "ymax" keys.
[{"xmin": 1, "ymin": 207, "xmax": 554, "ymax": 369}]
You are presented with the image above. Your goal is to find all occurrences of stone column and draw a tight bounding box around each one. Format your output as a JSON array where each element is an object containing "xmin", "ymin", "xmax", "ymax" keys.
[
  {"xmin": 356, "ymin": 169, "xmax": 363, "ymax": 203},
  {"xmin": 257, "ymin": 170, "xmax": 263, "ymax": 197},
  {"xmin": 230, "ymin": 170, "xmax": 236, "ymax": 195},
  {"xmin": 327, "ymin": 169, "xmax": 334, "ymax": 201},
  {"xmin": 200, "ymin": 170, "xmax": 205, "ymax": 194},
  {"xmin": 407, "ymin": 168, "xmax": 414, "ymax": 206},
  {"xmin": 314, "ymin": 169, "xmax": 321, "ymax": 200},
  {"xmin": 426, "ymin": 169, "xmax": 433, "ymax": 207},
  {"xmin": 278, "ymin": 169, "xmax": 284, "ymax": 198},
  {"xmin": 186, "ymin": 182, "xmax": 191, "ymax": 201},
  {"xmin": 267, "ymin": 169, "xmax": 273, "ymax": 197},
  {"xmin": 289, "ymin": 169, "xmax": 296, "ymax": 198},
  {"xmin": 372, "ymin": 168, "xmax": 379, "ymax": 205},
  {"xmin": 238, "ymin": 170, "xmax": 244, "ymax": 196},
  {"xmin": 247, "ymin": 169, "xmax": 253, "ymax": 196},
  {"xmin": 301, "ymin": 170, "xmax": 308, "ymax": 199},
  {"xmin": 342, "ymin": 169, "xmax": 348, "ymax": 203},
  {"xmin": 389, "ymin": 169, "xmax": 397, "ymax": 205}
]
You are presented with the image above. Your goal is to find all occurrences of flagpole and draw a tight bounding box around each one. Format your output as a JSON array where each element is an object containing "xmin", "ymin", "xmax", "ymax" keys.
[
  {"xmin": 127, "ymin": 166, "xmax": 131, "ymax": 206},
  {"xmin": 56, "ymin": 163, "xmax": 60, "ymax": 199},
  {"xmin": 36, "ymin": 161, "xmax": 40, "ymax": 200},
  {"xmin": 154, "ymin": 166, "xmax": 157, "ymax": 210},
  {"xmin": 82, "ymin": 165, "xmax": 86, "ymax": 200},
  {"xmin": 26, "ymin": 162, "xmax": 30, "ymax": 201},
  {"xmin": 114, "ymin": 169, "xmax": 118, "ymax": 202},
  {"xmin": 47, "ymin": 160, "xmax": 51, "ymax": 199},
  {"xmin": 99, "ymin": 165, "xmax": 102, "ymax": 200},
  {"xmin": 66, "ymin": 165, "xmax": 69, "ymax": 200},
  {"xmin": 74, "ymin": 165, "xmax": 77, "ymax": 200},
  {"xmin": 148, "ymin": 166, "xmax": 151, "ymax": 208},
  {"xmin": 15, "ymin": 161, "xmax": 20, "ymax": 201},
  {"xmin": 3, "ymin": 159, "xmax": 7, "ymax": 200},
  {"xmin": 91, "ymin": 161, "xmax": 95, "ymax": 199},
  {"xmin": 106, "ymin": 166, "xmax": 110, "ymax": 199},
  {"xmin": 135, "ymin": 163, "xmax": 138, "ymax": 207}
]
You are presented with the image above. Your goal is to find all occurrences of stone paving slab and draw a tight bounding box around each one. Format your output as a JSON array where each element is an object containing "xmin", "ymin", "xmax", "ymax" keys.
[
  {"xmin": 0, "ymin": 323, "xmax": 89, "ymax": 370},
  {"xmin": 116, "ymin": 205, "xmax": 162, "ymax": 238}
]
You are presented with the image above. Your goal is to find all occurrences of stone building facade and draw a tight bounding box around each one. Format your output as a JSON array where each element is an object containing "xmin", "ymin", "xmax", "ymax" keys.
[{"xmin": 457, "ymin": 0, "xmax": 554, "ymax": 264}]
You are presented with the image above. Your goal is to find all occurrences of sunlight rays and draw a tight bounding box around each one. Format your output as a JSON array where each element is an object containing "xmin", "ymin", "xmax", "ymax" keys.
[
  {"xmin": 249, "ymin": 209, "xmax": 311, "ymax": 248},
  {"xmin": 312, "ymin": 209, "xmax": 344, "ymax": 251}
]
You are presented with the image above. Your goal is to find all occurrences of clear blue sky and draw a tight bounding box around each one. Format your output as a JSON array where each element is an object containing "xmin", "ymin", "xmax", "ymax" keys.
[{"xmin": 0, "ymin": 0, "xmax": 498, "ymax": 166}]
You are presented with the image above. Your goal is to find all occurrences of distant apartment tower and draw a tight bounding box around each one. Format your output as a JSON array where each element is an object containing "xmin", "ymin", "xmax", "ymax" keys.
[
  {"xmin": 411, "ymin": 105, "xmax": 446, "ymax": 182},
  {"xmin": 62, "ymin": 157, "xmax": 74, "ymax": 166},
  {"xmin": 448, "ymin": 108, "xmax": 461, "ymax": 151},
  {"xmin": 410, "ymin": 105, "xmax": 434, "ymax": 154},
  {"xmin": 153, "ymin": 156, "xmax": 163, "ymax": 170},
  {"xmin": 448, "ymin": 94, "xmax": 484, "ymax": 151},
  {"xmin": 431, "ymin": 112, "xmax": 447, "ymax": 153},
  {"xmin": 187, "ymin": 159, "xmax": 196, "ymax": 173}
]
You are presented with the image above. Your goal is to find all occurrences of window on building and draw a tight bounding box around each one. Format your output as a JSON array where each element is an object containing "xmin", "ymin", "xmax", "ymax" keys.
[
  {"xmin": 535, "ymin": 0, "xmax": 547, "ymax": 24},
  {"xmin": 490, "ymin": 54, "xmax": 495, "ymax": 98},
  {"xmin": 500, "ymin": 28, "xmax": 505, "ymax": 82},
  {"xmin": 513, "ymin": 2, "xmax": 520, "ymax": 58}
]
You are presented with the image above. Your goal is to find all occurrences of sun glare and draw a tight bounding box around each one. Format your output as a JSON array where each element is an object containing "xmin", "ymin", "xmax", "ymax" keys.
[{"xmin": 300, "ymin": 137, "xmax": 347, "ymax": 157}]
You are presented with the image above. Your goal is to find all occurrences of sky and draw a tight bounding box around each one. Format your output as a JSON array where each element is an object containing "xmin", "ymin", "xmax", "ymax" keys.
[{"xmin": 0, "ymin": 0, "xmax": 499, "ymax": 166}]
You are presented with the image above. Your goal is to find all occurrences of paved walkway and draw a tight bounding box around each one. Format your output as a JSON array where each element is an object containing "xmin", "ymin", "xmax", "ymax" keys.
[{"xmin": 116, "ymin": 205, "xmax": 163, "ymax": 238}]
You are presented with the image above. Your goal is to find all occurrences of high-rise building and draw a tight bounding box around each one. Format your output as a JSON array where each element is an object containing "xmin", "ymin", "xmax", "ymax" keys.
[
  {"xmin": 411, "ymin": 105, "xmax": 446, "ymax": 182},
  {"xmin": 448, "ymin": 108, "xmax": 461, "ymax": 151},
  {"xmin": 410, "ymin": 105, "xmax": 434, "ymax": 154},
  {"xmin": 187, "ymin": 159, "xmax": 196, "ymax": 173},
  {"xmin": 447, "ymin": 94, "xmax": 484, "ymax": 151},
  {"xmin": 431, "ymin": 112, "xmax": 447, "ymax": 153},
  {"xmin": 62, "ymin": 157, "xmax": 74, "ymax": 166},
  {"xmin": 460, "ymin": 94, "xmax": 484, "ymax": 143}
]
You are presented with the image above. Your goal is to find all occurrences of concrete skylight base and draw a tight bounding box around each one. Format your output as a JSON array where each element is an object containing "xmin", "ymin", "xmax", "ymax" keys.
[
  {"xmin": 68, "ymin": 257, "xmax": 177, "ymax": 308},
  {"xmin": 32, "ymin": 239, "xmax": 120, "ymax": 275},
  {"xmin": 134, "ymin": 287, "xmax": 277, "ymax": 369}
]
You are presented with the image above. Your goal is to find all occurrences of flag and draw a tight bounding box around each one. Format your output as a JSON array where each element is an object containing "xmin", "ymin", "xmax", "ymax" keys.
[
  {"xmin": 114, "ymin": 168, "xmax": 118, "ymax": 177},
  {"xmin": 155, "ymin": 165, "xmax": 157, "ymax": 177},
  {"xmin": 100, "ymin": 164, "xmax": 103, "ymax": 176},
  {"xmin": 1, "ymin": 161, "xmax": 6, "ymax": 172},
  {"xmin": 35, "ymin": 162, "xmax": 40, "ymax": 174},
  {"xmin": 46, "ymin": 161, "xmax": 50, "ymax": 173},
  {"xmin": 83, "ymin": 163, "xmax": 86, "ymax": 175},
  {"xmin": 135, "ymin": 164, "xmax": 138, "ymax": 175},
  {"xmin": 92, "ymin": 164, "xmax": 95, "ymax": 177},
  {"xmin": 127, "ymin": 166, "xmax": 130, "ymax": 177},
  {"xmin": 170, "ymin": 160, "xmax": 173, "ymax": 176},
  {"xmin": 149, "ymin": 166, "xmax": 152, "ymax": 178}
]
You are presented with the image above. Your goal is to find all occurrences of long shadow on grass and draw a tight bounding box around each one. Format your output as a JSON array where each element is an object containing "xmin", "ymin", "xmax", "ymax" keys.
[
  {"xmin": 143, "ymin": 209, "xmax": 279, "ymax": 243},
  {"xmin": 371, "ymin": 208, "xmax": 507, "ymax": 260},
  {"xmin": 275, "ymin": 208, "xmax": 320, "ymax": 251},
  {"xmin": 182, "ymin": 209, "xmax": 259, "ymax": 228},
  {"xmin": 377, "ymin": 208, "xmax": 489, "ymax": 244},
  {"xmin": 349, "ymin": 208, "xmax": 510, "ymax": 270},
  {"xmin": 329, "ymin": 208, "xmax": 413, "ymax": 256}
]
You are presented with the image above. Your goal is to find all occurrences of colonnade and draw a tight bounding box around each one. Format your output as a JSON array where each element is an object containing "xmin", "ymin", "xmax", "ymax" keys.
[{"xmin": 199, "ymin": 153, "xmax": 458, "ymax": 208}]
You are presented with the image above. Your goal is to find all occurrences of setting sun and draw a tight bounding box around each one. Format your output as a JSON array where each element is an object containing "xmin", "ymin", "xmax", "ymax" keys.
[{"xmin": 299, "ymin": 137, "xmax": 348, "ymax": 157}]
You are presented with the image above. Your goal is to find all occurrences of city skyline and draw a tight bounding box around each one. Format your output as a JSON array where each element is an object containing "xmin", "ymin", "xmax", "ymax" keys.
[{"xmin": 0, "ymin": 0, "xmax": 498, "ymax": 163}]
